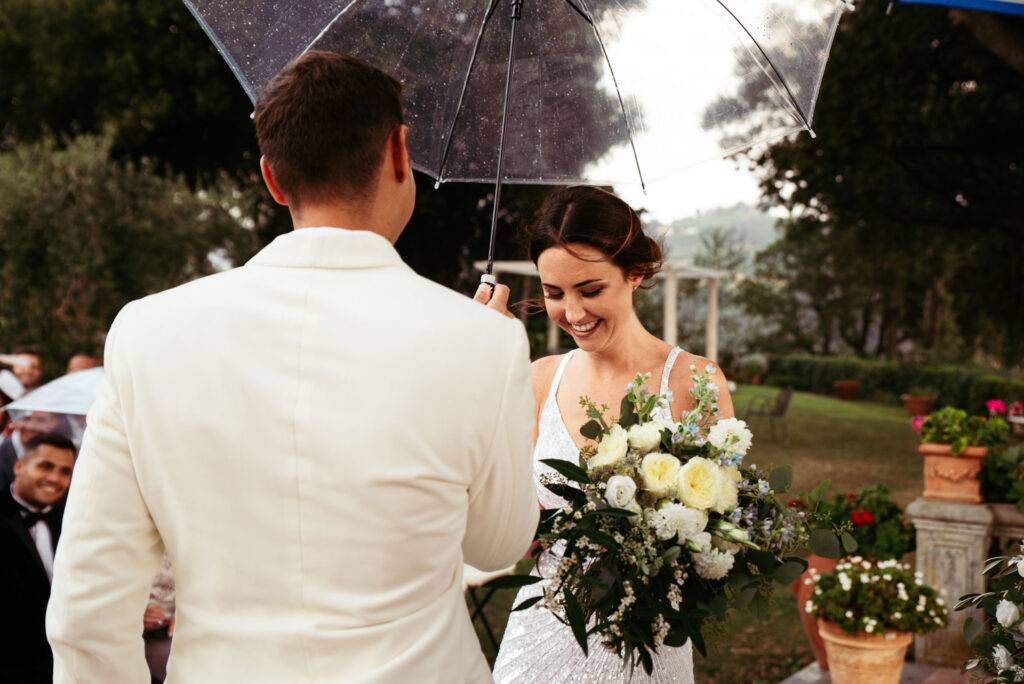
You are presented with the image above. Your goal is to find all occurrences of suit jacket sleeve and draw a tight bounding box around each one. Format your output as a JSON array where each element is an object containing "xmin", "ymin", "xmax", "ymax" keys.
[
  {"xmin": 462, "ymin": 322, "xmax": 539, "ymax": 571},
  {"xmin": 46, "ymin": 304, "xmax": 162, "ymax": 683}
]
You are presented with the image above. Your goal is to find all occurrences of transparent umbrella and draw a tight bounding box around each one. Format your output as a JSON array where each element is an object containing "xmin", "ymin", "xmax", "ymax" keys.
[
  {"xmin": 184, "ymin": 0, "xmax": 848, "ymax": 273},
  {"xmin": 5, "ymin": 367, "xmax": 104, "ymax": 447}
]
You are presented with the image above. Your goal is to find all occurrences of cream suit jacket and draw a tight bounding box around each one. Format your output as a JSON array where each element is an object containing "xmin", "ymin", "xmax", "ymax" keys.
[{"xmin": 46, "ymin": 228, "xmax": 539, "ymax": 683}]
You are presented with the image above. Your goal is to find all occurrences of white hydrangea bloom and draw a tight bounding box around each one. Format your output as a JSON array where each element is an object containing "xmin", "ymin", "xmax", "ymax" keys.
[
  {"xmin": 653, "ymin": 502, "xmax": 708, "ymax": 543},
  {"xmin": 706, "ymin": 417, "xmax": 753, "ymax": 455}
]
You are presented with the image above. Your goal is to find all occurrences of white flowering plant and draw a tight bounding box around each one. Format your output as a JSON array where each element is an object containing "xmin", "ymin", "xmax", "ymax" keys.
[
  {"xmin": 499, "ymin": 365, "xmax": 835, "ymax": 675},
  {"xmin": 956, "ymin": 543, "xmax": 1024, "ymax": 682},
  {"xmin": 805, "ymin": 557, "xmax": 948, "ymax": 636}
]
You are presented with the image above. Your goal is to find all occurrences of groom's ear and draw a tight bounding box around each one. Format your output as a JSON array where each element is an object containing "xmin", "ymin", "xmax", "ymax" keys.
[
  {"xmin": 388, "ymin": 125, "xmax": 410, "ymax": 183},
  {"xmin": 260, "ymin": 156, "xmax": 288, "ymax": 206}
]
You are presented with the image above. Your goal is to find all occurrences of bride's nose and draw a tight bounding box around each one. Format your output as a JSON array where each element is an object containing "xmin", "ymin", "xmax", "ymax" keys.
[{"xmin": 564, "ymin": 297, "xmax": 586, "ymax": 323}]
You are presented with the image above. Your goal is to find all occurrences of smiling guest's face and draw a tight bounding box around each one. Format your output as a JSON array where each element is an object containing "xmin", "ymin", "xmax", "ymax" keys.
[
  {"xmin": 13, "ymin": 445, "xmax": 75, "ymax": 509},
  {"xmin": 537, "ymin": 244, "xmax": 641, "ymax": 352}
]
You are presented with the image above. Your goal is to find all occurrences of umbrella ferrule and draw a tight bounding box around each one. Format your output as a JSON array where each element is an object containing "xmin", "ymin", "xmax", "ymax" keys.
[{"xmin": 511, "ymin": 0, "xmax": 524, "ymax": 20}]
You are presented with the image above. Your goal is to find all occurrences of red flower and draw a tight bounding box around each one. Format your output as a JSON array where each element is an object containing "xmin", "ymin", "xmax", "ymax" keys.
[
  {"xmin": 850, "ymin": 510, "xmax": 875, "ymax": 527},
  {"xmin": 788, "ymin": 499, "xmax": 806, "ymax": 509},
  {"xmin": 847, "ymin": 493, "xmax": 856, "ymax": 502}
]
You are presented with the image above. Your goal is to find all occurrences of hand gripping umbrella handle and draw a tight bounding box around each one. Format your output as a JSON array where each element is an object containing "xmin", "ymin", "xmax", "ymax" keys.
[{"xmin": 480, "ymin": 273, "xmax": 496, "ymax": 297}]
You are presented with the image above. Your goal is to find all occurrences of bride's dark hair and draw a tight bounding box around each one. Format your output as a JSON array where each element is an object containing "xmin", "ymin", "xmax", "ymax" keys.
[{"xmin": 526, "ymin": 186, "xmax": 663, "ymax": 283}]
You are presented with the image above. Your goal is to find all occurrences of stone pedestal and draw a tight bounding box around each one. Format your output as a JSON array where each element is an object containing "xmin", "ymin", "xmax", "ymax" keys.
[{"xmin": 906, "ymin": 498, "xmax": 993, "ymax": 668}]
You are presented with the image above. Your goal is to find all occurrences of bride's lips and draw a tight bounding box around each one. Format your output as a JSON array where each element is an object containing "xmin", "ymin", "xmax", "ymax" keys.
[{"xmin": 567, "ymin": 319, "xmax": 601, "ymax": 338}]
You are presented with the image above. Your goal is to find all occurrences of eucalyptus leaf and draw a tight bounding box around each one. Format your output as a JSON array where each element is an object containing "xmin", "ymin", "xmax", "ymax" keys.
[
  {"xmin": 745, "ymin": 549, "xmax": 778, "ymax": 573},
  {"xmin": 580, "ymin": 420, "xmax": 603, "ymax": 440},
  {"xmin": 771, "ymin": 559, "xmax": 808, "ymax": 585},
  {"xmin": 734, "ymin": 585, "xmax": 758, "ymax": 610},
  {"xmin": 563, "ymin": 587, "xmax": 589, "ymax": 656},
  {"xmin": 539, "ymin": 458, "xmax": 590, "ymax": 484},
  {"xmin": 709, "ymin": 595, "xmax": 727, "ymax": 619},
  {"xmin": 769, "ymin": 465, "xmax": 793, "ymax": 493},
  {"xmin": 840, "ymin": 531, "xmax": 859, "ymax": 554},
  {"xmin": 662, "ymin": 546, "xmax": 682, "ymax": 563},
  {"xmin": 809, "ymin": 528, "xmax": 842, "ymax": 559},
  {"xmin": 809, "ymin": 478, "xmax": 831, "ymax": 503},
  {"xmin": 619, "ymin": 410, "xmax": 639, "ymax": 429},
  {"xmin": 620, "ymin": 394, "xmax": 636, "ymax": 422}
]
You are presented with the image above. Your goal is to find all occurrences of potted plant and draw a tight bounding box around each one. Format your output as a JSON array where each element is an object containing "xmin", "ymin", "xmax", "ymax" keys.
[
  {"xmin": 956, "ymin": 543, "xmax": 1024, "ymax": 681},
  {"xmin": 738, "ymin": 353, "xmax": 767, "ymax": 385},
  {"xmin": 789, "ymin": 485, "xmax": 915, "ymax": 669},
  {"xmin": 900, "ymin": 386, "xmax": 939, "ymax": 417},
  {"xmin": 918, "ymin": 406, "xmax": 1010, "ymax": 503},
  {"xmin": 834, "ymin": 380, "xmax": 860, "ymax": 401},
  {"xmin": 805, "ymin": 557, "xmax": 949, "ymax": 684}
]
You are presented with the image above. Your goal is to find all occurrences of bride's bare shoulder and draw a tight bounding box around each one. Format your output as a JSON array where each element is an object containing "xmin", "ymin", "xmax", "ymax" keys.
[{"xmin": 531, "ymin": 353, "xmax": 564, "ymax": 397}]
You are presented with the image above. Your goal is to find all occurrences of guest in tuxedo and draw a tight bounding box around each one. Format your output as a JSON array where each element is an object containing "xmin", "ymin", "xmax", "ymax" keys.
[
  {"xmin": 0, "ymin": 432, "xmax": 76, "ymax": 684},
  {"xmin": 0, "ymin": 411, "xmax": 64, "ymax": 491}
]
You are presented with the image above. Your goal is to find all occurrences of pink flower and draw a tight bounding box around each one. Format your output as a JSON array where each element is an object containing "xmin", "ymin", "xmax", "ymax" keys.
[
  {"xmin": 910, "ymin": 415, "xmax": 926, "ymax": 433},
  {"xmin": 1010, "ymin": 401, "xmax": 1023, "ymax": 416},
  {"xmin": 987, "ymin": 399, "xmax": 1007, "ymax": 414}
]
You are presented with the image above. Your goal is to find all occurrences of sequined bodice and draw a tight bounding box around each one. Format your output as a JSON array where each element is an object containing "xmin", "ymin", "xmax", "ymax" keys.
[{"xmin": 533, "ymin": 347, "xmax": 683, "ymax": 509}]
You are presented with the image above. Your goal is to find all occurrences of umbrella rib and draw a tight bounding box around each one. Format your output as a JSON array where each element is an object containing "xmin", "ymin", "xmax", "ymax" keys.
[
  {"xmin": 575, "ymin": 0, "xmax": 646, "ymax": 191},
  {"xmin": 434, "ymin": 0, "xmax": 505, "ymax": 185},
  {"xmin": 562, "ymin": 0, "xmax": 593, "ymax": 24},
  {"xmin": 300, "ymin": 0, "xmax": 363, "ymax": 58},
  {"xmin": 712, "ymin": 0, "xmax": 812, "ymax": 132}
]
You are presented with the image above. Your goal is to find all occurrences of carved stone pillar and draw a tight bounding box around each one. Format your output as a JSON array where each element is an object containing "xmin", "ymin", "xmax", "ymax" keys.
[{"xmin": 906, "ymin": 498, "xmax": 993, "ymax": 667}]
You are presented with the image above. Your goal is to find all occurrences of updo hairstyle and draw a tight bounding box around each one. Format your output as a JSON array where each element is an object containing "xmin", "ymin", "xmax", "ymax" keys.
[{"xmin": 526, "ymin": 186, "xmax": 663, "ymax": 284}]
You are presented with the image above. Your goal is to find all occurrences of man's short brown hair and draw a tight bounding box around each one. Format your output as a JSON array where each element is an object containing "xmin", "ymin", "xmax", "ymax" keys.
[{"xmin": 253, "ymin": 51, "xmax": 404, "ymax": 209}]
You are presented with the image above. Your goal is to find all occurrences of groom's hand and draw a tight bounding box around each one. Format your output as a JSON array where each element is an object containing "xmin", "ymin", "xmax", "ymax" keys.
[{"xmin": 473, "ymin": 282, "xmax": 514, "ymax": 319}]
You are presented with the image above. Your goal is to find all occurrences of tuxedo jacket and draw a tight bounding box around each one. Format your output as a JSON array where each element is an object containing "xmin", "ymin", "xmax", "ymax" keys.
[
  {"xmin": 47, "ymin": 228, "xmax": 539, "ymax": 683},
  {"xmin": 1, "ymin": 488, "xmax": 60, "ymax": 683}
]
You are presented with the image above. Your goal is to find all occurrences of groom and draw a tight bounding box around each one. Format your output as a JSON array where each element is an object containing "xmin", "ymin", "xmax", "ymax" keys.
[{"xmin": 46, "ymin": 51, "xmax": 539, "ymax": 683}]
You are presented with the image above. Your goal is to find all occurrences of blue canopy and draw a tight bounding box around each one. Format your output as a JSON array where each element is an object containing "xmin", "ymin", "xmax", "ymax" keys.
[{"xmin": 898, "ymin": 0, "xmax": 1024, "ymax": 15}]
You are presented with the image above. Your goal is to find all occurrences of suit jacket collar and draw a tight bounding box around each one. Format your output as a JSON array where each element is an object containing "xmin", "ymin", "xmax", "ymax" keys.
[
  {"xmin": 0, "ymin": 488, "xmax": 52, "ymax": 579},
  {"xmin": 246, "ymin": 227, "xmax": 410, "ymax": 271}
]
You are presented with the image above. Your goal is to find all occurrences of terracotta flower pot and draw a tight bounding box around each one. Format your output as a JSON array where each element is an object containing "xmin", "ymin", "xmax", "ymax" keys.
[
  {"xmin": 919, "ymin": 443, "xmax": 987, "ymax": 504},
  {"xmin": 834, "ymin": 380, "xmax": 860, "ymax": 401},
  {"xmin": 817, "ymin": 620, "xmax": 913, "ymax": 684},
  {"xmin": 900, "ymin": 394, "xmax": 938, "ymax": 417},
  {"xmin": 791, "ymin": 553, "xmax": 839, "ymax": 670}
]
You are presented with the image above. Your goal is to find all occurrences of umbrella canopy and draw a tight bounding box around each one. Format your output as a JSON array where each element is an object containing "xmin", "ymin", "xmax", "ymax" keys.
[
  {"xmin": 184, "ymin": 0, "xmax": 847, "ymax": 188},
  {"xmin": 6, "ymin": 367, "xmax": 104, "ymax": 418}
]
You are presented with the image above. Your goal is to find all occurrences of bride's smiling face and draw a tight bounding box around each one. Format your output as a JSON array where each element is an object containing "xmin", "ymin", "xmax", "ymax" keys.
[{"xmin": 537, "ymin": 243, "xmax": 642, "ymax": 351}]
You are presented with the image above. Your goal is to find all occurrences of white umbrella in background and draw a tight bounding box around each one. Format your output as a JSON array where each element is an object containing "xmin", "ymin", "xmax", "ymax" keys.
[{"xmin": 6, "ymin": 367, "xmax": 104, "ymax": 447}]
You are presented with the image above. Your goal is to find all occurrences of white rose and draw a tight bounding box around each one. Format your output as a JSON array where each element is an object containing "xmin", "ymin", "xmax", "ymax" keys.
[
  {"xmin": 993, "ymin": 644, "xmax": 1014, "ymax": 671},
  {"xmin": 707, "ymin": 417, "xmax": 753, "ymax": 455},
  {"xmin": 998, "ymin": 599, "xmax": 1022, "ymax": 629},
  {"xmin": 1017, "ymin": 558, "xmax": 1024, "ymax": 578},
  {"xmin": 639, "ymin": 453, "xmax": 681, "ymax": 498},
  {"xmin": 589, "ymin": 424, "xmax": 628, "ymax": 470},
  {"xmin": 710, "ymin": 466, "xmax": 742, "ymax": 514},
  {"xmin": 605, "ymin": 475, "xmax": 638, "ymax": 509},
  {"xmin": 676, "ymin": 457, "xmax": 724, "ymax": 510},
  {"xmin": 627, "ymin": 422, "xmax": 663, "ymax": 453}
]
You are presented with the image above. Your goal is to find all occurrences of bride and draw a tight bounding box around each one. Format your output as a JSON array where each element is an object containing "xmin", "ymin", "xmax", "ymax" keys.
[{"xmin": 480, "ymin": 186, "xmax": 734, "ymax": 683}]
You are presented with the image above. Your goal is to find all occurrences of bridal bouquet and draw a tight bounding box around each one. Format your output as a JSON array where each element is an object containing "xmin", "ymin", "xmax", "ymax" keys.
[{"xmin": 512, "ymin": 365, "xmax": 824, "ymax": 674}]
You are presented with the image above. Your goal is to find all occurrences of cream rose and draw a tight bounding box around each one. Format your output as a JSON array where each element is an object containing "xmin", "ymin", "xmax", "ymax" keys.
[
  {"xmin": 627, "ymin": 422, "xmax": 663, "ymax": 453},
  {"xmin": 605, "ymin": 475, "xmax": 638, "ymax": 509},
  {"xmin": 639, "ymin": 453, "xmax": 680, "ymax": 498},
  {"xmin": 589, "ymin": 424, "xmax": 628, "ymax": 470},
  {"xmin": 676, "ymin": 457, "xmax": 724, "ymax": 510},
  {"xmin": 710, "ymin": 466, "xmax": 742, "ymax": 514}
]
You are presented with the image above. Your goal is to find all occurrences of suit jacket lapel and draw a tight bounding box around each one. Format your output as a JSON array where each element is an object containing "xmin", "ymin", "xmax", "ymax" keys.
[{"xmin": 1, "ymin": 490, "xmax": 50, "ymax": 579}]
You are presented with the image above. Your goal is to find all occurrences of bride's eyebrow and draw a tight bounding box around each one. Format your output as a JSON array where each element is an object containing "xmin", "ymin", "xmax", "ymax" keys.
[{"xmin": 541, "ymin": 279, "xmax": 605, "ymax": 290}]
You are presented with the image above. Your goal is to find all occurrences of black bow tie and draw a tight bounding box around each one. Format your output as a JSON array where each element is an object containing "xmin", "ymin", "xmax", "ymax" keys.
[{"xmin": 17, "ymin": 503, "xmax": 55, "ymax": 529}]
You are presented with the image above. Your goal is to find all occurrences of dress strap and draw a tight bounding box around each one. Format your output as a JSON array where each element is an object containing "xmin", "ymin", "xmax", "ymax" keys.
[
  {"xmin": 545, "ymin": 349, "xmax": 578, "ymax": 408},
  {"xmin": 659, "ymin": 347, "xmax": 683, "ymax": 397}
]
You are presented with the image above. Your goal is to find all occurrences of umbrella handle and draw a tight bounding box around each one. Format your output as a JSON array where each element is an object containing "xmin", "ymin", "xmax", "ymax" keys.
[{"xmin": 480, "ymin": 273, "xmax": 496, "ymax": 296}]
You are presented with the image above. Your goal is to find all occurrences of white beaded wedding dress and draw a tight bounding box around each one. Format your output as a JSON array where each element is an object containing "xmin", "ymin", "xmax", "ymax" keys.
[{"xmin": 491, "ymin": 348, "xmax": 695, "ymax": 683}]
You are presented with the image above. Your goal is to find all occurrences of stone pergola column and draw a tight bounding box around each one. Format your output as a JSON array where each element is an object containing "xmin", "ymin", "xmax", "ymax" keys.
[
  {"xmin": 906, "ymin": 498, "xmax": 993, "ymax": 667},
  {"xmin": 705, "ymin": 278, "xmax": 719, "ymax": 364}
]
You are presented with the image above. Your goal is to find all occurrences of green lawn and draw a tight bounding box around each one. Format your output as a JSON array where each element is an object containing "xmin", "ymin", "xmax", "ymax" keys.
[{"xmin": 466, "ymin": 385, "xmax": 923, "ymax": 682}]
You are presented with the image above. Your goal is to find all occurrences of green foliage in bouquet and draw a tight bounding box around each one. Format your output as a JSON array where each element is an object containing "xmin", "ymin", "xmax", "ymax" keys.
[
  {"xmin": 806, "ymin": 558, "xmax": 948, "ymax": 636},
  {"xmin": 956, "ymin": 544, "xmax": 1024, "ymax": 681},
  {"xmin": 795, "ymin": 485, "xmax": 915, "ymax": 562},
  {"xmin": 496, "ymin": 365, "xmax": 839, "ymax": 675},
  {"xmin": 919, "ymin": 406, "xmax": 1010, "ymax": 455}
]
